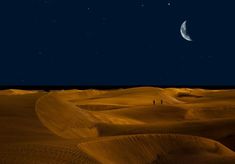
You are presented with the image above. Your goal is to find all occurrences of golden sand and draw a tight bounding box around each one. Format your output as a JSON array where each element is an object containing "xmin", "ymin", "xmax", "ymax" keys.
[{"xmin": 1, "ymin": 87, "xmax": 235, "ymax": 163}]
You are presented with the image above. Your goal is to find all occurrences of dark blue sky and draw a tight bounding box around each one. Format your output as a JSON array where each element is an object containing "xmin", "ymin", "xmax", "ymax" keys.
[{"xmin": 0, "ymin": 0, "xmax": 235, "ymax": 86}]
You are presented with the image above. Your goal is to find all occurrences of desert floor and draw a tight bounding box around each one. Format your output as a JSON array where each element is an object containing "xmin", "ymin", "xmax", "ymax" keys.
[{"xmin": 1, "ymin": 87, "xmax": 235, "ymax": 163}]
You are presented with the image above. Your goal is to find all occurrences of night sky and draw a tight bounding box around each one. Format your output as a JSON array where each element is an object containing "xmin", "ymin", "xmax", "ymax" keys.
[{"xmin": 1, "ymin": 0, "xmax": 235, "ymax": 86}]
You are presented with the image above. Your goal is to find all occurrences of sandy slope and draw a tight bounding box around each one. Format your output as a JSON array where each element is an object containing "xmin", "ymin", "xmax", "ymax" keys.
[
  {"xmin": 1, "ymin": 87, "xmax": 235, "ymax": 163},
  {"xmin": 78, "ymin": 134, "xmax": 235, "ymax": 164},
  {"xmin": 35, "ymin": 92, "xmax": 143, "ymax": 139},
  {"xmin": 36, "ymin": 88, "xmax": 235, "ymax": 142},
  {"xmin": 0, "ymin": 91, "xmax": 56, "ymax": 143},
  {"xmin": 0, "ymin": 91, "xmax": 96, "ymax": 164}
]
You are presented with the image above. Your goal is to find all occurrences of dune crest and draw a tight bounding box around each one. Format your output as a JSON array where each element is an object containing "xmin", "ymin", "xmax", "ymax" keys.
[
  {"xmin": 35, "ymin": 91, "xmax": 143, "ymax": 139},
  {"xmin": 36, "ymin": 92, "xmax": 99, "ymax": 139},
  {"xmin": 78, "ymin": 134, "xmax": 235, "ymax": 164}
]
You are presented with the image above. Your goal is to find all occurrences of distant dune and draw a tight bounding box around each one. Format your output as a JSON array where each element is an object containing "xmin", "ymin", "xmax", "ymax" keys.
[{"xmin": 0, "ymin": 87, "xmax": 235, "ymax": 163}]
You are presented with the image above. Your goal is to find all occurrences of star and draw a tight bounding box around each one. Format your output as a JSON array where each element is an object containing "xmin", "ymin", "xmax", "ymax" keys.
[
  {"xmin": 87, "ymin": 7, "xmax": 93, "ymax": 14},
  {"xmin": 137, "ymin": 0, "xmax": 145, "ymax": 8},
  {"xmin": 168, "ymin": 2, "xmax": 171, "ymax": 6}
]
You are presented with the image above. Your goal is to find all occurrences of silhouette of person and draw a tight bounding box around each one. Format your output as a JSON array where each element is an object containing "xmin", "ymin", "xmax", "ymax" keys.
[
  {"xmin": 160, "ymin": 99, "xmax": 163, "ymax": 105},
  {"xmin": 153, "ymin": 99, "xmax": 156, "ymax": 105}
]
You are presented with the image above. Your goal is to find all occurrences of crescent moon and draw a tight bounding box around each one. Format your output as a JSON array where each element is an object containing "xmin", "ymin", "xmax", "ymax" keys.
[{"xmin": 180, "ymin": 20, "xmax": 192, "ymax": 42}]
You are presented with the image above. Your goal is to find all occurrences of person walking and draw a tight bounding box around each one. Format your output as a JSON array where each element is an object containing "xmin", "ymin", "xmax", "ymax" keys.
[{"xmin": 153, "ymin": 99, "xmax": 156, "ymax": 105}]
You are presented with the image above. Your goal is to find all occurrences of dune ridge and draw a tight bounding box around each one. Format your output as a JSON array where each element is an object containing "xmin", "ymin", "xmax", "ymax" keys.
[
  {"xmin": 78, "ymin": 134, "xmax": 235, "ymax": 164},
  {"xmin": 35, "ymin": 92, "xmax": 143, "ymax": 139},
  {"xmin": 1, "ymin": 87, "xmax": 235, "ymax": 163}
]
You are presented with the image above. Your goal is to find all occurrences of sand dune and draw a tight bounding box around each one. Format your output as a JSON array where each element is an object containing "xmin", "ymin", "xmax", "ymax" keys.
[
  {"xmin": 0, "ymin": 91, "xmax": 58, "ymax": 143},
  {"xmin": 0, "ymin": 89, "xmax": 40, "ymax": 95},
  {"xmin": 36, "ymin": 92, "xmax": 143, "ymax": 139},
  {"xmin": 1, "ymin": 87, "xmax": 235, "ymax": 163},
  {"xmin": 78, "ymin": 134, "xmax": 235, "ymax": 164},
  {"xmin": 0, "ymin": 143, "xmax": 96, "ymax": 164}
]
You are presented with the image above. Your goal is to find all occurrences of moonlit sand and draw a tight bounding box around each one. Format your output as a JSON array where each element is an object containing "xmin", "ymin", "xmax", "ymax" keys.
[{"xmin": 1, "ymin": 87, "xmax": 235, "ymax": 163}]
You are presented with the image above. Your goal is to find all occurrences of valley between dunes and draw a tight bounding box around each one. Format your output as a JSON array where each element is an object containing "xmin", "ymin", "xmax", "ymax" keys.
[{"xmin": 1, "ymin": 87, "xmax": 235, "ymax": 163}]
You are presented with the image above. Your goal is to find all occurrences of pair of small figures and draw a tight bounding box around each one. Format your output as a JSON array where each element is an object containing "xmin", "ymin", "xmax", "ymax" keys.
[{"xmin": 153, "ymin": 99, "xmax": 163, "ymax": 105}]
